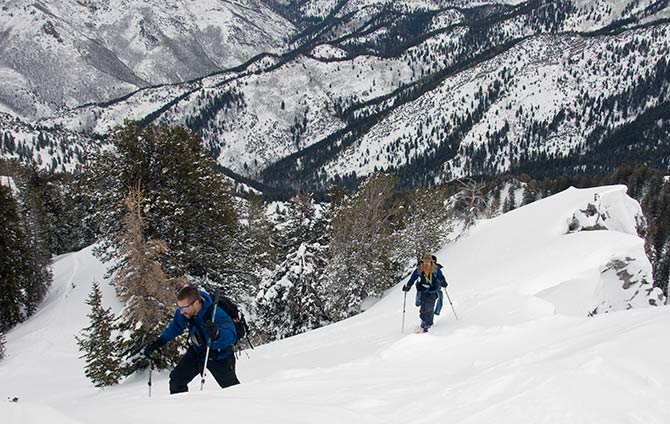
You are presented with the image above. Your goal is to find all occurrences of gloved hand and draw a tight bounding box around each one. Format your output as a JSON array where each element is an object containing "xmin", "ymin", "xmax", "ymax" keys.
[
  {"xmin": 203, "ymin": 322, "xmax": 220, "ymax": 340},
  {"xmin": 440, "ymin": 280, "xmax": 448, "ymax": 288},
  {"xmin": 144, "ymin": 339, "xmax": 165, "ymax": 358},
  {"xmin": 401, "ymin": 285, "xmax": 410, "ymax": 292}
]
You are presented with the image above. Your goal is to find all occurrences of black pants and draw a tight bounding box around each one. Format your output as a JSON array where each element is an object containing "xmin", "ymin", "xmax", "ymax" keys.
[
  {"xmin": 419, "ymin": 292, "xmax": 438, "ymax": 328},
  {"xmin": 169, "ymin": 347, "xmax": 240, "ymax": 394}
]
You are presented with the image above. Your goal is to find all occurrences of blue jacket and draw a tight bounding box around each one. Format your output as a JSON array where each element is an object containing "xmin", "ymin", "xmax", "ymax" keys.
[
  {"xmin": 406, "ymin": 267, "xmax": 446, "ymax": 293},
  {"xmin": 406, "ymin": 266, "xmax": 447, "ymax": 315},
  {"xmin": 159, "ymin": 291, "xmax": 237, "ymax": 360}
]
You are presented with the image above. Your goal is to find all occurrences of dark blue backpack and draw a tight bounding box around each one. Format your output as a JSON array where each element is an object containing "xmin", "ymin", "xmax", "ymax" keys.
[{"xmin": 206, "ymin": 295, "xmax": 251, "ymax": 347}]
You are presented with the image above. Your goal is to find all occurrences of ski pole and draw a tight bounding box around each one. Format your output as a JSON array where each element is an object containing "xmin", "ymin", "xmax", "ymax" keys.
[
  {"xmin": 200, "ymin": 289, "xmax": 221, "ymax": 391},
  {"xmin": 148, "ymin": 358, "xmax": 153, "ymax": 398},
  {"xmin": 401, "ymin": 291, "xmax": 407, "ymax": 333},
  {"xmin": 443, "ymin": 288, "xmax": 459, "ymax": 320}
]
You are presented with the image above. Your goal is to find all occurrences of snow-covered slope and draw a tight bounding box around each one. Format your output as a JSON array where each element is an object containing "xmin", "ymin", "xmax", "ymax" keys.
[
  {"xmin": 0, "ymin": 112, "xmax": 98, "ymax": 173},
  {"xmin": 31, "ymin": 0, "xmax": 668, "ymax": 189},
  {"xmin": 0, "ymin": 246, "xmax": 120, "ymax": 402},
  {"xmin": 1, "ymin": 185, "xmax": 669, "ymax": 423},
  {"xmin": 0, "ymin": 0, "xmax": 294, "ymax": 119}
]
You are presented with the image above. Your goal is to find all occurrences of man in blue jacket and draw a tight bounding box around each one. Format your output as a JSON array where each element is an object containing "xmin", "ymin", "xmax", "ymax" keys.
[
  {"xmin": 402, "ymin": 254, "xmax": 447, "ymax": 333},
  {"xmin": 144, "ymin": 286, "xmax": 240, "ymax": 394}
]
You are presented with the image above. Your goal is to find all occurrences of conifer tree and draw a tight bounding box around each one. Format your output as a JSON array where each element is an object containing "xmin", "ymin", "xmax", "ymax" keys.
[
  {"xmin": 395, "ymin": 186, "xmax": 452, "ymax": 265},
  {"xmin": 324, "ymin": 173, "xmax": 401, "ymax": 320},
  {"xmin": 17, "ymin": 166, "xmax": 66, "ymax": 254},
  {"xmin": 453, "ymin": 179, "xmax": 486, "ymax": 228},
  {"xmin": 0, "ymin": 183, "xmax": 51, "ymax": 331},
  {"xmin": 0, "ymin": 165, "xmax": 54, "ymax": 319},
  {"xmin": 59, "ymin": 172, "xmax": 98, "ymax": 251},
  {"xmin": 502, "ymin": 183, "xmax": 518, "ymax": 213},
  {"xmin": 256, "ymin": 242, "xmax": 330, "ymax": 340},
  {"xmin": 25, "ymin": 169, "xmax": 87, "ymax": 255},
  {"xmin": 14, "ymin": 167, "xmax": 53, "ymax": 313},
  {"xmin": 0, "ymin": 331, "xmax": 6, "ymax": 360},
  {"xmin": 521, "ymin": 184, "xmax": 538, "ymax": 206},
  {"xmin": 236, "ymin": 197, "xmax": 279, "ymax": 298},
  {"xmin": 75, "ymin": 281, "xmax": 122, "ymax": 387},
  {"xmin": 0, "ymin": 185, "xmax": 27, "ymax": 331},
  {"xmin": 113, "ymin": 185, "xmax": 182, "ymax": 372},
  {"xmin": 82, "ymin": 123, "xmax": 238, "ymax": 295},
  {"xmin": 487, "ymin": 194, "xmax": 502, "ymax": 219},
  {"xmin": 255, "ymin": 194, "xmax": 332, "ymax": 340},
  {"xmin": 276, "ymin": 193, "xmax": 329, "ymax": 257}
]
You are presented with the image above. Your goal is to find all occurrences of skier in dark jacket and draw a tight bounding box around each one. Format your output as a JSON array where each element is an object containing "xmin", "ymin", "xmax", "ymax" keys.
[
  {"xmin": 402, "ymin": 253, "xmax": 447, "ymax": 333},
  {"xmin": 143, "ymin": 286, "xmax": 240, "ymax": 394}
]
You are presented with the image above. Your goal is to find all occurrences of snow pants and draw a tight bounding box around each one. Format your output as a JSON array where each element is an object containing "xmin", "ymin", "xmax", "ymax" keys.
[
  {"xmin": 169, "ymin": 347, "xmax": 240, "ymax": 394},
  {"xmin": 419, "ymin": 292, "xmax": 438, "ymax": 328}
]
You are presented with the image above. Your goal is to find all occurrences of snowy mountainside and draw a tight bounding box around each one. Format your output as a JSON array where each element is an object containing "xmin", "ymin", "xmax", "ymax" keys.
[
  {"xmin": 0, "ymin": 0, "xmax": 294, "ymax": 119},
  {"xmin": 2, "ymin": 0, "xmax": 670, "ymax": 190},
  {"xmin": 0, "ymin": 112, "xmax": 98, "ymax": 173},
  {"xmin": 322, "ymin": 25, "xmax": 670, "ymax": 186},
  {"xmin": 1, "ymin": 185, "xmax": 669, "ymax": 424}
]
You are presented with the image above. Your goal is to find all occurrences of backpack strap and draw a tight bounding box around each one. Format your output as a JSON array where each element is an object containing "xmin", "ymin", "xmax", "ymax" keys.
[{"xmin": 204, "ymin": 303, "xmax": 215, "ymax": 323}]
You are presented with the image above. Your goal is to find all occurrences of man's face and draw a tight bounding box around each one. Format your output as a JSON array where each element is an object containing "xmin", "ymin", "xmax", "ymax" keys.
[{"xmin": 177, "ymin": 298, "xmax": 201, "ymax": 319}]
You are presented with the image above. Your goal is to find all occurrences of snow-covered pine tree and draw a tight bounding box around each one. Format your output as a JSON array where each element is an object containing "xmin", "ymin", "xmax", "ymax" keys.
[
  {"xmin": 81, "ymin": 123, "xmax": 239, "ymax": 297},
  {"xmin": 502, "ymin": 183, "xmax": 518, "ymax": 213},
  {"xmin": 255, "ymin": 194, "xmax": 332, "ymax": 340},
  {"xmin": 452, "ymin": 178, "xmax": 486, "ymax": 229},
  {"xmin": 213, "ymin": 196, "xmax": 282, "ymax": 346},
  {"xmin": 245, "ymin": 197, "xmax": 279, "ymax": 272},
  {"xmin": 311, "ymin": 197, "xmax": 332, "ymax": 247},
  {"xmin": 0, "ymin": 331, "xmax": 6, "ymax": 359},
  {"xmin": 324, "ymin": 173, "xmax": 401, "ymax": 320},
  {"xmin": 256, "ymin": 242, "xmax": 330, "ymax": 340},
  {"xmin": 17, "ymin": 166, "xmax": 77, "ymax": 255},
  {"xmin": 232, "ymin": 197, "xmax": 279, "ymax": 304},
  {"xmin": 395, "ymin": 186, "xmax": 452, "ymax": 266},
  {"xmin": 148, "ymin": 126, "xmax": 238, "ymax": 288},
  {"xmin": 0, "ymin": 182, "xmax": 52, "ymax": 331},
  {"xmin": 521, "ymin": 183, "xmax": 538, "ymax": 206},
  {"xmin": 60, "ymin": 175, "xmax": 98, "ymax": 251},
  {"xmin": 13, "ymin": 166, "xmax": 53, "ymax": 315},
  {"xmin": 0, "ymin": 164, "xmax": 54, "ymax": 321},
  {"xmin": 276, "ymin": 193, "xmax": 317, "ymax": 257},
  {"xmin": 75, "ymin": 281, "xmax": 122, "ymax": 387},
  {"xmin": 0, "ymin": 184, "xmax": 27, "ymax": 331},
  {"xmin": 113, "ymin": 184, "xmax": 183, "ymax": 373}
]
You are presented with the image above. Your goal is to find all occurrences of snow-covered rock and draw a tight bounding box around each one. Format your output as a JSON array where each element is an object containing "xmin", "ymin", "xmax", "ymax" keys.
[
  {"xmin": 592, "ymin": 256, "xmax": 665, "ymax": 314},
  {"xmin": 567, "ymin": 191, "xmax": 645, "ymax": 235}
]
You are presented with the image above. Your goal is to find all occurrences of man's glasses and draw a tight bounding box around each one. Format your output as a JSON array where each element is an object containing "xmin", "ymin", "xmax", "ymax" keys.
[{"xmin": 177, "ymin": 299, "xmax": 197, "ymax": 311}]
